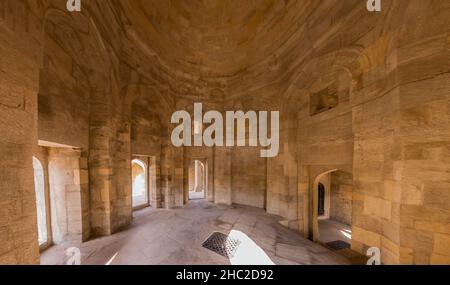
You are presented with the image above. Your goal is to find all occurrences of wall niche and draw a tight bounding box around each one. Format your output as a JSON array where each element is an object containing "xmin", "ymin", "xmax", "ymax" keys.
[{"xmin": 309, "ymin": 83, "xmax": 339, "ymax": 116}]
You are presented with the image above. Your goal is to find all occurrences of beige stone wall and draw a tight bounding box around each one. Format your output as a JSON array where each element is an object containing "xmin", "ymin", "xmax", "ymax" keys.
[
  {"xmin": 394, "ymin": 1, "xmax": 450, "ymax": 265},
  {"xmin": 1, "ymin": 0, "xmax": 449, "ymax": 265},
  {"xmin": 221, "ymin": 0, "xmax": 449, "ymax": 264},
  {"xmin": 131, "ymin": 86, "xmax": 163, "ymax": 156},
  {"xmin": 346, "ymin": 0, "xmax": 450, "ymax": 265},
  {"xmin": 188, "ymin": 163, "xmax": 195, "ymax": 192},
  {"xmin": 38, "ymin": 17, "xmax": 90, "ymax": 149},
  {"xmin": 330, "ymin": 171, "xmax": 353, "ymax": 226},
  {"xmin": 0, "ymin": 0, "xmax": 43, "ymax": 264},
  {"xmin": 47, "ymin": 148, "xmax": 89, "ymax": 243},
  {"xmin": 231, "ymin": 147, "xmax": 267, "ymax": 209},
  {"xmin": 214, "ymin": 147, "xmax": 232, "ymax": 205}
]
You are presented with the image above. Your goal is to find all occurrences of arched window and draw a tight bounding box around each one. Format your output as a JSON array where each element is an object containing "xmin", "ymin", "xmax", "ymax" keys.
[
  {"xmin": 32, "ymin": 157, "xmax": 48, "ymax": 246},
  {"xmin": 132, "ymin": 159, "xmax": 148, "ymax": 208}
]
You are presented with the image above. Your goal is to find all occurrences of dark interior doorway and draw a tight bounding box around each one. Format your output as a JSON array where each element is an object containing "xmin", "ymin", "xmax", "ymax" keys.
[{"xmin": 318, "ymin": 182, "xmax": 325, "ymax": 217}]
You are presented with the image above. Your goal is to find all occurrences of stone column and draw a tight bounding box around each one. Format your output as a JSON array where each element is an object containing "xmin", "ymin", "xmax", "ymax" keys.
[
  {"xmin": 89, "ymin": 94, "xmax": 113, "ymax": 236},
  {"xmin": 213, "ymin": 147, "xmax": 232, "ymax": 205},
  {"xmin": 161, "ymin": 136, "xmax": 174, "ymax": 209},
  {"xmin": 88, "ymin": 82, "xmax": 133, "ymax": 236},
  {"xmin": 0, "ymin": 3, "xmax": 42, "ymax": 264},
  {"xmin": 267, "ymin": 101, "xmax": 299, "ymax": 231},
  {"xmin": 149, "ymin": 156, "xmax": 163, "ymax": 208}
]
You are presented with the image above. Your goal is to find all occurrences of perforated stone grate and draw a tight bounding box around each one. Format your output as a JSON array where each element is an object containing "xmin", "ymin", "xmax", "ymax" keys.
[
  {"xmin": 326, "ymin": 240, "xmax": 351, "ymax": 250},
  {"xmin": 202, "ymin": 232, "xmax": 241, "ymax": 258}
]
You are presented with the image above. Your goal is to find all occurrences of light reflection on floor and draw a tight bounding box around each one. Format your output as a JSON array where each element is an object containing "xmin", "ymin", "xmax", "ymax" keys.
[
  {"xmin": 318, "ymin": 219, "xmax": 352, "ymax": 244},
  {"xmin": 228, "ymin": 230, "xmax": 274, "ymax": 265}
]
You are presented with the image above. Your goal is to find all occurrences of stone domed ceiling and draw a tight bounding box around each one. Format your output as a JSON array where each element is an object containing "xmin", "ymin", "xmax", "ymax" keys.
[{"xmin": 118, "ymin": 0, "xmax": 314, "ymax": 78}]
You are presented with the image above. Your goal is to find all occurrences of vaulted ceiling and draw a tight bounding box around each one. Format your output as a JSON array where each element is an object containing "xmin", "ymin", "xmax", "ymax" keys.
[{"xmin": 117, "ymin": 0, "xmax": 316, "ymax": 78}]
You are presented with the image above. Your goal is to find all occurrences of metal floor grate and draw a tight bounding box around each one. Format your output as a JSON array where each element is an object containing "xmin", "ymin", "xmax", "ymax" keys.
[
  {"xmin": 326, "ymin": 240, "xmax": 351, "ymax": 250},
  {"xmin": 202, "ymin": 232, "xmax": 241, "ymax": 258}
]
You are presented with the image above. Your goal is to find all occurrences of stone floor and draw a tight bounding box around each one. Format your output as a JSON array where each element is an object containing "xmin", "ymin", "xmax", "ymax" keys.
[
  {"xmin": 318, "ymin": 219, "xmax": 368, "ymax": 264},
  {"xmin": 41, "ymin": 200, "xmax": 352, "ymax": 265},
  {"xmin": 318, "ymin": 219, "xmax": 352, "ymax": 244}
]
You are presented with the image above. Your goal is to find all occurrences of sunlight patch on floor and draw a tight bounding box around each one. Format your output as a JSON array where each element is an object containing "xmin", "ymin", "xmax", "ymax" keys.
[
  {"xmin": 228, "ymin": 230, "xmax": 274, "ymax": 265},
  {"xmin": 105, "ymin": 252, "xmax": 119, "ymax": 265}
]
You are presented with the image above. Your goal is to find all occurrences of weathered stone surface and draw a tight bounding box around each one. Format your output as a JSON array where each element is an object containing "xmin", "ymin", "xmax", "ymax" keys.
[{"xmin": 0, "ymin": 0, "xmax": 449, "ymax": 265}]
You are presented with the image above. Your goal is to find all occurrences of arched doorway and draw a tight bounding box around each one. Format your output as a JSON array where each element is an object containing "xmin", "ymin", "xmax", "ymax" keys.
[
  {"xmin": 32, "ymin": 157, "xmax": 48, "ymax": 247},
  {"xmin": 132, "ymin": 159, "xmax": 148, "ymax": 209},
  {"xmin": 313, "ymin": 170, "xmax": 353, "ymax": 251},
  {"xmin": 188, "ymin": 160, "xmax": 206, "ymax": 200},
  {"xmin": 318, "ymin": 183, "xmax": 326, "ymax": 217}
]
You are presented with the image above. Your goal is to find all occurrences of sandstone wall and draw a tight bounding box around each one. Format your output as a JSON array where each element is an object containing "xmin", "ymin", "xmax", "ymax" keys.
[
  {"xmin": 38, "ymin": 18, "xmax": 90, "ymax": 149},
  {"xmin": 0, "ymin": 0, "xmax": 43, "ymax": 264},
  {"xmin": 47, "ymin": 148, "xmax": 89, "ymax": 243},
  {"xmin": 213, "ymin": 147, "xmax": 232, "ymax": 205},
  {"xmin": 0, "ymin": 0, "xmax": 136, "ymax": 263},
  {"xmin": 223, "ymin": 0, "xmax": 450, "ymax": 264},
  {"xmin": 394, "ymin": 0, "xmax": 450, "ymax": 265},
  {"xmin": 131, "ymin": 85, "xmax": 163, "ymax": 156},
  {"xmin": 330, "ymin": 171, "xmax": 353, "ymax": 226},
  {"xmin": 1, "ymin": 0, "xmax": 449, "ymax": 265},
  {"xmin": 347, "ymin": 0, "xmax": 450, "ymax": 265},
  {"xmin": 231, "ymin": 147, "xmax": 267, "ymax": 209}
]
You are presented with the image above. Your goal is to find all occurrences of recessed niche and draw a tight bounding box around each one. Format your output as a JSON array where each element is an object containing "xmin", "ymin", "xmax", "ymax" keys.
[{"xmin": 310, "ymin": 83, "xmax": 339, "ymax": 116}]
